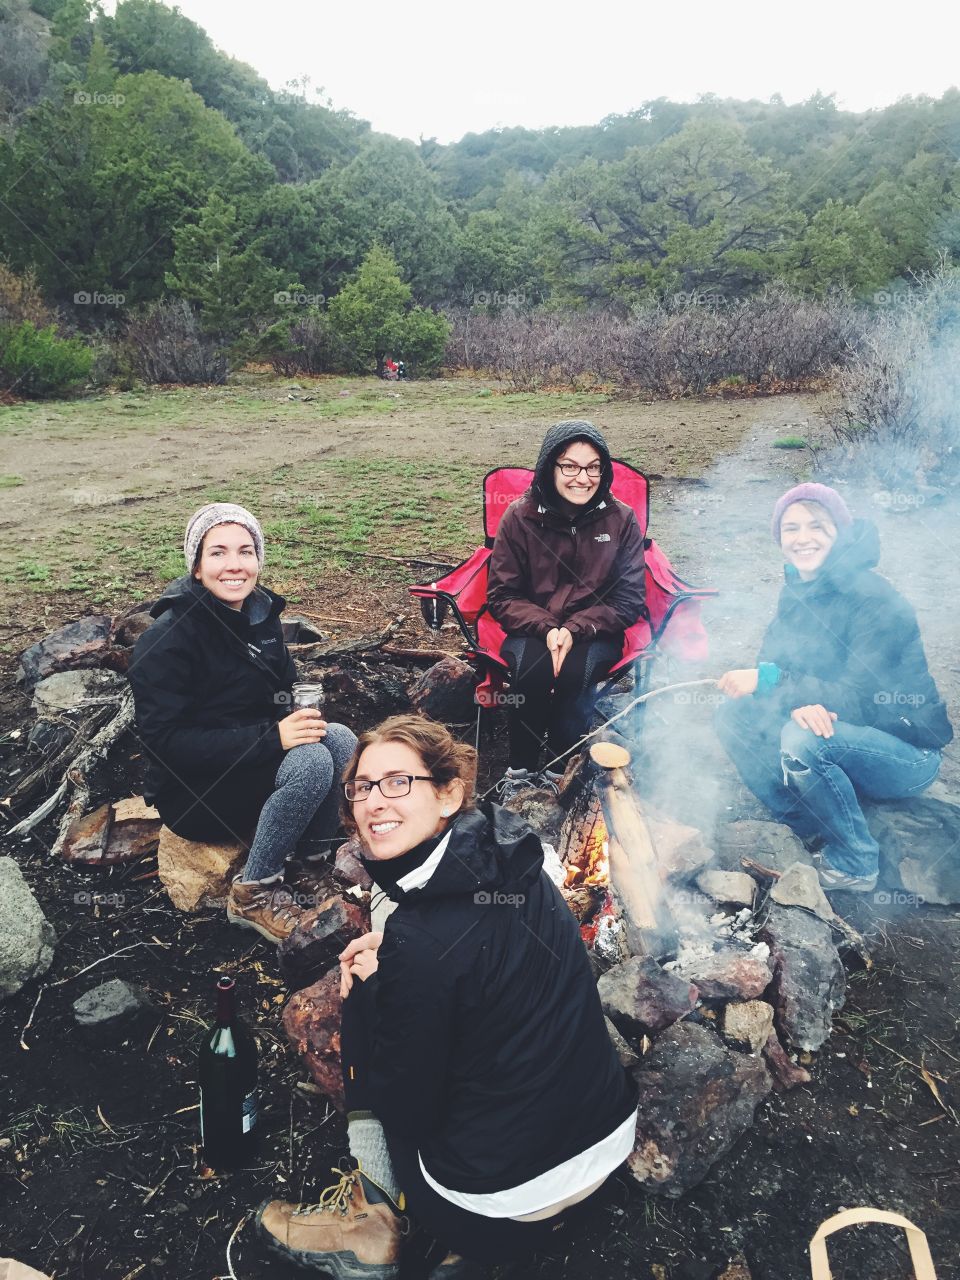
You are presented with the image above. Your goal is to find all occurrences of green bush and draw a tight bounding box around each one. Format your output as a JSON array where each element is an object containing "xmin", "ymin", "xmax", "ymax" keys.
[
  {"xmin": 398, "ymin": 306, "xmax": 450, "ymax": 375},
  {"xmin": 0, "ymin": 321, "xmax": 93, "ymax": 398}
]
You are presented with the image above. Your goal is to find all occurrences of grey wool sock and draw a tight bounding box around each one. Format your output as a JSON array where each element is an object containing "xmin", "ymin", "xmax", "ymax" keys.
[{"xmin": 347, "ymin": 1111, "xmax": 402, "ymax": 1206}]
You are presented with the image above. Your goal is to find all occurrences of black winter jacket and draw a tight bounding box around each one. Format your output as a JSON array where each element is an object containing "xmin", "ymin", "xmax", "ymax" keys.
[
  {"xmin": 129, "ymin": 576, "xmax": 295, "ymax": 805},
  {"xmin": 356, "ymin": 804, "xmax": 638, "ymax": 1195},
  {"xmin": 758, "ymin": 520, "xmax": 952, "ymax": 750}
]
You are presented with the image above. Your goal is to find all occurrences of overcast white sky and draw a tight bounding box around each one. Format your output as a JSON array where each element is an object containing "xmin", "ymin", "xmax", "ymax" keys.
[{"xmin": 134, "ymin": 0, "xmax": 959, "ymax": 142}]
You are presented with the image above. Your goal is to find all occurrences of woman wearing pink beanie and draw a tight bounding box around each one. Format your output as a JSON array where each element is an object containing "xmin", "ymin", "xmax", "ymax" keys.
[{"xmin": 715, "ymin": 484, "xmax": 952, "ymax": 892}]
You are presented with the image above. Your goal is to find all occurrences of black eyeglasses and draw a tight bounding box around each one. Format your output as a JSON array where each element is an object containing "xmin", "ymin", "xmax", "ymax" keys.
[
  {"xmin": 343, "ymin": 774, "xmax": 436, "ymax": 802},
  {"xmin": 556, "ymin": 461, "xmax": 603, "ymax": 478}
]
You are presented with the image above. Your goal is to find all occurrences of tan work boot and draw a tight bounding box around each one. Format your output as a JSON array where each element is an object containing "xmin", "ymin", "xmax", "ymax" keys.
[
  {"xmin": 257, "ymin": 1163, "xmax": 406, "ymax": 1277},
  {"xmin": 226, "ymin": 878, "xmax": 303, "ymax": 943}
]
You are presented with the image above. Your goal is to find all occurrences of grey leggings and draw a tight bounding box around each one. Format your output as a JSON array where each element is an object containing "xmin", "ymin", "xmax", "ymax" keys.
[{"xmin": 241, "ymin": 723, "xmax": 357, "ymax": 882}]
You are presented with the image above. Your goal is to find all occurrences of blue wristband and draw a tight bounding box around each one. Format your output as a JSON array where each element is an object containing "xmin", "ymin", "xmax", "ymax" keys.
[{"xmin": 756, "ymin": 662, "xmax": 782, "ymax": 694}]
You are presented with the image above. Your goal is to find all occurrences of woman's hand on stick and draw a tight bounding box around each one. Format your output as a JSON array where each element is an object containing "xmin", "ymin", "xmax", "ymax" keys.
[
  {"xmin": 278, "ymin": 708, "xmax": 327, "ymax": 750},
  {"xmin": 546, "ymin": 627, "xmax": 573, "ymax": 676},
  {"xmin": 716, "ymin": 669, "xmax": 759, "ymax": 697},
  {"xmin": 791, "ymin": 704, "xmax": 838, "ymax": 737}
]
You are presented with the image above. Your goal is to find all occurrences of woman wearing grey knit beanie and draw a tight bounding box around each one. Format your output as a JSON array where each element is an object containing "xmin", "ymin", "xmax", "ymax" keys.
[
  {"xmin": 129, "ymin": 503, "xmax": 357, "ymax": 943},
  {"xmin": 715, "ymin": 484, "xmax": 951, "ymax": 894}
]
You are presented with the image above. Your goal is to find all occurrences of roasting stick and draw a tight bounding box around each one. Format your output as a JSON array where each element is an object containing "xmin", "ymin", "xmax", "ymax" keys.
[{"xmin": 479, "ymin": 678, "xmax": 720, "ymax": 801}]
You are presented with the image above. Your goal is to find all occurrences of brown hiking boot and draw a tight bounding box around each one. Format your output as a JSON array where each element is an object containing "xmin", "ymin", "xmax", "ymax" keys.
[
  {"xmin": 256, "ymin": 1163, "xmax": 405, "ymax": 1278},
  {"xmin": 226, "ymin": 879, "xmax": 304, "ymax": 943}
]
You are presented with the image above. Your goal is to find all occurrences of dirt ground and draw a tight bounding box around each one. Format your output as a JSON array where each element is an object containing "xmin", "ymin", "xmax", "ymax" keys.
[{"xmin": 1, "ymin": 376, "xmax": 958, "ymax": 1279}]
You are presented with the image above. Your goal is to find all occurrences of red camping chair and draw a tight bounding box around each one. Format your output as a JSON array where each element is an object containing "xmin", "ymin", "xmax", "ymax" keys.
[{"xmin": 410, "ymin": 461, "xmax": 716, "ymax": 716}]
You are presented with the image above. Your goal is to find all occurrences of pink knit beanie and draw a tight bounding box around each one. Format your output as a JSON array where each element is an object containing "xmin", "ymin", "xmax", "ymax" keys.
[{"xmin": 771, "ymin": 483, "xmax": 853, "ymax": 543}]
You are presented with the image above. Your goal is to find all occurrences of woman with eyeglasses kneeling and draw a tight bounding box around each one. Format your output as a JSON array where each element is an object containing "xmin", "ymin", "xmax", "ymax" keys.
[
  {"xmin": 256, "ymin": 714, "xmax": 638, "ymax": 1278},
  {"xmin": 129, "ymin": 503, "xmax": 357, "ymax": 943},
  {"xmin": 487, "ymin": 420, "xmax": 646, "ymax": 802}
]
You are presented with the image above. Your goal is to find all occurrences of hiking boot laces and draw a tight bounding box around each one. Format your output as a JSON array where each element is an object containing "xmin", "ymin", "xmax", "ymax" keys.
[{"xmin": 294, "ymin": 1164, "xmax": 359, "ymax": 1218}]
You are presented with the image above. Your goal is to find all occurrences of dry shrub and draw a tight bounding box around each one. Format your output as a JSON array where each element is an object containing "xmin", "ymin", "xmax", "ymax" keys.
[
  {"xmin": 0, "ymin": 262, "xmax": 54, "ymax": 328},
  {"xmin": 830, "ymin": 269, "xmax": 960, "ymax": 486},
  {"xmin": 444, "ymin": 289, "xmax": 861, "ymax": 394},
  {"xmin": 122, "ymin": 300, "xmax": 227, "ymax": 385}
]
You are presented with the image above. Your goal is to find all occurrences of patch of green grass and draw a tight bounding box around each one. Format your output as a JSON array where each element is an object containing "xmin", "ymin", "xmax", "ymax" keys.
[
  {"xmin": 0, "ymin": 474, "xmax": 24, "ymax": 488},
  {"xmin": 773, "ymin": 436, "xmax": 808, "ymax": 449}
]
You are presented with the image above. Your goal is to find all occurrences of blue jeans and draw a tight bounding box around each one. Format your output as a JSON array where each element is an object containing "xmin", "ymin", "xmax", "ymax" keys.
[{"xmin": 716, "ymin": 698, "xmax": 941, "ymax": 878}]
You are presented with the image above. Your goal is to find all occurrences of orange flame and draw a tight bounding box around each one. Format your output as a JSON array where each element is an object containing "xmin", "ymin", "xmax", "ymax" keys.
[{"xmin": 564, "ymin": 814, "xmax": 609, "ymax": 888}]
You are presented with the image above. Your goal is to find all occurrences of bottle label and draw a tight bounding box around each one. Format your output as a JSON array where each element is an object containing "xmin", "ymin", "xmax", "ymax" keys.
[{"xmin": 242, "ymin": 1090, "xmax": 258, "ymax": 1134}]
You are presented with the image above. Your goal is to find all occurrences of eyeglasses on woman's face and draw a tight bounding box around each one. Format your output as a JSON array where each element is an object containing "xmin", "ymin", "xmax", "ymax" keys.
[
  {"xmin": 343, "ymin": 774, "xmax": 436, "ymax": 802},
  {"xmin": 555, "ymin": 460, "xmax": 603, "ymax": 478}
]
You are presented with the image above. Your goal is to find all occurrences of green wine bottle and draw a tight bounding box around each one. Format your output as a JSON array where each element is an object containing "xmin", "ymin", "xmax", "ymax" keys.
[{"xmin": 198, "ymin": 975, "xmax": 258, "ymax": 1169}]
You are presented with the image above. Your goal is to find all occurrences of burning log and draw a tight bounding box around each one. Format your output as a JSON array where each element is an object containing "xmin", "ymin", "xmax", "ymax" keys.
[{"xmin": 589, "ymin": 742, "xmax": 678, "ymax": 960}]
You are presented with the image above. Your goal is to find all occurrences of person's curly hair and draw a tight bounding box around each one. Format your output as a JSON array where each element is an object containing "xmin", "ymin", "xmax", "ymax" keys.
[{"xmin": 340, "ymin": 714, "xmax": 478, "ymax": 832}]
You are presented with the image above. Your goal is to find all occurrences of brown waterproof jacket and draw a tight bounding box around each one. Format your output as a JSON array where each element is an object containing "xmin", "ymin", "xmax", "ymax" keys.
[{"xmin": 487, "ymin": 490, "xmax": 646, "ymax": 640}]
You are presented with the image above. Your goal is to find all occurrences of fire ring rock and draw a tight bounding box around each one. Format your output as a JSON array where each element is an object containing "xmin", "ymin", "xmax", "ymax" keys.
[
  {"xmin": 0, "ymin": 858, "xmax": 56, "ymax": 998},
  {"xmin": 627, "ymin": 1021, "xmax": 771, "ymax": 1195},
  {"xmin": 597, "ymin": 954, "xmax": 698, "ymax": 1039},
  {"xmin": 282, "ymin": 970, "xmax": 346, "ymax": 1111},
  {"xmin": 760, "ymin": 904, "xmax": 845, "ymax": 1052},
  {"xmin": 156, "ymin": 827, "xmax": 247, "ymax": 912}
]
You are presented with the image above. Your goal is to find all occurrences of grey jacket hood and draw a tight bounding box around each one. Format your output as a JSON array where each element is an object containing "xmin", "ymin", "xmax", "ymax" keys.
[{"xmin": 533, "ymin": 419, "xmax": 614, "ymax": 515}]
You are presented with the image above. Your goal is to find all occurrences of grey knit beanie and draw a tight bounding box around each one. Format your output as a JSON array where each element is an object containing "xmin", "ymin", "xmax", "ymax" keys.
[{"xmin": 184, "ymin": 503, "xmax": 265, "ymax": 571}]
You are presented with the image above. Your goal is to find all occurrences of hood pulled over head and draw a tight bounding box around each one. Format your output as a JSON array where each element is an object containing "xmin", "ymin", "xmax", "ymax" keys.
[{"xmin": 533, "ymin": 420, "xmax": 613, "ymax": 514}]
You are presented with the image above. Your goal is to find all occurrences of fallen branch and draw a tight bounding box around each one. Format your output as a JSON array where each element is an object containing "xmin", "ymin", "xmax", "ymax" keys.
[
  {"xmin": 7, "ymin": 693, "xmax": 135, "ymax": 840},
  {"xmin": 289, "ymin": 617, "xmax": 405, "ymax": 662}
]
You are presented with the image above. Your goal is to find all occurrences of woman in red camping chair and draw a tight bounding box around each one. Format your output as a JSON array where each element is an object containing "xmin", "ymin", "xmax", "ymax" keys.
[{"xmin": 487, "ymin": 420, "xmax": 647, "ymax": 800}]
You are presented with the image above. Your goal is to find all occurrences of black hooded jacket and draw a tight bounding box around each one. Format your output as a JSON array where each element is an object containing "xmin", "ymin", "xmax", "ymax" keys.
[
  {"xmin": 487, "ymin": 420, "xmax": 647, "ymax": 640},
  {"xmin": 128, "ymin": 576, "xmax": 295, "ymax": 804},
  {"xmin": 356, "ymin": 804, "xmax": 638, "ymax": 1195},
  {"xmin": 758, "ymin": 519, "xmax": 952, "ymax": 749}
]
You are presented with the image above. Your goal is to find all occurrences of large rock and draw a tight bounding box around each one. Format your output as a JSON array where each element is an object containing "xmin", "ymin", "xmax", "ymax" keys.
[
  {"xmin": 715, "ymin": 820, "xmax": 812, "ymax": 874},
  {"xmin": 644, "ymin": 808, "xmax": 716, "ymax": 881},
  {"xmin": 283, "ymin": 970, "xmax": 346, "ymax": 1110},
  {"xmin": 679, "ymin": 944, "xmax": 772, "ymax": 1002},
  {"xmin": 157, "ymin": 828, "xmax": 246, "ymax": 911},
  {"xmin": 112, "ymin": 600, "xmax": 158, "ymax": 648},
  {"xmin": 502, "ymin": 786, "xmax": 564, "ymax": 845},
  {"xmin": 597, "ymin": 955, "xmax": 698, "ymax": 1040},
  {"xmin": 0, "ymin": 858, "xmax": 56, "ymax": 997},
  {"xmin": 695, "ymin": 869, "xmax": 756, "ymax": 908},
  {"xmin": 722, "ymin": 1000, "xmax": 775, "ymax": 1053},
  {"xmin": 72, "ymin": 979, "xmax": 155, "ymax": 1042},
  {"xmin": 59, "ymin": 796, "xmax": 161, "ymax": 865},
  {"xmin": 278, "ymin": 894, "xmax": 369, "ymax": 992},
  {"xmin": 865, "ymin": 794, "xmax": 960, "ymax": 906},
  {"xmin": 408, "ymin": 656, "xmax": 477, "ymax": 723},
  {"xmin": 19, "ymin": 616, "xmax": 113, "ymax": 687},
  {"xmin": 32, "ymin": 669, "xmax": 126, "ymax": 715},
  {"xmin": 770, "ymin": 861, "xmax": 834, "ymax": 923},
  {"xmin": 627, "ymin": 1021, "xmax": 771, "ymax": 1195},
  {"xmin": 760, "ymin": 904, "xmax": 845, "ymax": 1052},
  {"xmin": 332, "ymin": 838, "xmax": 373, "ymax": 891}
]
